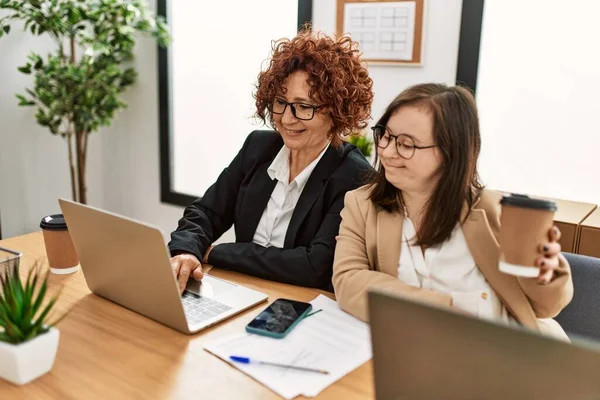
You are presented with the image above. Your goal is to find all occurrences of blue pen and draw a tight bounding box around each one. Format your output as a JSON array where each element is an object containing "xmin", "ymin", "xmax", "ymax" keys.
[{"xmin": 229, "ymin": 355, "xmax": 330, "ymax": 375}]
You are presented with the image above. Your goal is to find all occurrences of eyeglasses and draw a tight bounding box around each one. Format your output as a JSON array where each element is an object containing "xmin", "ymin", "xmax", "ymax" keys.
[
  {"xmin": 371, "ymin": 125, "xmax": 438, "ymax": 160},
  {"xmin": 267, "ymin": 98, "xmax": 322, "ymax": 121}
]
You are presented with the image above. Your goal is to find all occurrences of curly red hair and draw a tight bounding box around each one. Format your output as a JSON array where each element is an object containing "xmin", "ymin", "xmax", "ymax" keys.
[{"xmin": 254, "ymin": 30, "xmax": 373, "ymax": 147}]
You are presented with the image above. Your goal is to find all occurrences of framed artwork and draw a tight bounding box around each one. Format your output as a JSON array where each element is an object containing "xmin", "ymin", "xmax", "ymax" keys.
[{"xmin": 336, "ymin": 0, "xmax": 425, "ymax": 65}]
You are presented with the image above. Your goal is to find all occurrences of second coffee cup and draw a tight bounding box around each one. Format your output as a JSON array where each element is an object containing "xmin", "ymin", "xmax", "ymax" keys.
[
  {"xmin": 40, "ymin": 214, "xmax": 80, "ymax": 275},
  {"xmin": 499, "ymin": 194, "xmax": 557, "ymax": 277}
]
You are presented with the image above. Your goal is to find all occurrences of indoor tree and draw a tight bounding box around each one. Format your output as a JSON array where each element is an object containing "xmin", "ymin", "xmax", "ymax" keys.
[{"xmin": 0, "ymin": 0, "xmax": 170, "ymax": 203}]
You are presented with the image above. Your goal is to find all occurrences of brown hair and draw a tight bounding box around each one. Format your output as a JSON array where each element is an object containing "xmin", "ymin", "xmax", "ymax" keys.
[
  {"xmin": 254, "ymin": 29, "xmax": 373, "ymax": 147},
  {"xmin": 369, "ymin": 83, "xmax": 484, "ymax": 247}
]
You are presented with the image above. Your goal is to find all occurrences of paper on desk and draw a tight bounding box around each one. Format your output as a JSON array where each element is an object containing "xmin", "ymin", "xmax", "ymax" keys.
[{"xmin": 203, "ymin": 294, "xmax": 372, "ymax": 399}]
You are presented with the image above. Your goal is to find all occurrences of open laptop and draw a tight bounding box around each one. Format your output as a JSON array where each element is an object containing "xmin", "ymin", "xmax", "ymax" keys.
[
  {"xmin": 59, "ymin": 199, "xmax": 268, "ymax": 334},
  {"xmin": 368, "ymin": 289, "xmax": 600, "ymax": 400}
]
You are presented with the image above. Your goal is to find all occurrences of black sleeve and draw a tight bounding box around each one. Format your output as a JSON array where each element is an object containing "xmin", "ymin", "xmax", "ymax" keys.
[
  {"xmin": 207, "ymin": 190, "xmax": 347, "ymax": 290},
  {"xmin": 167, "ymin": 132, "xmax": 255, "ymax": 261}
]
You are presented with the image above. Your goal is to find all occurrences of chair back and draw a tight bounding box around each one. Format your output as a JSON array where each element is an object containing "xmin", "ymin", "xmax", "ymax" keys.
[{"xmin": 555, "ymin": 252, "xmax": 600, "ymax": 341}]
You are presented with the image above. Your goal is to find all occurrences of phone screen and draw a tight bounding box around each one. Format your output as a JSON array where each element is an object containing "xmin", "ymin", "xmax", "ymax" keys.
[{"xmin": 247, "ymin": 299, "xmax": 312, "ymax": 334}]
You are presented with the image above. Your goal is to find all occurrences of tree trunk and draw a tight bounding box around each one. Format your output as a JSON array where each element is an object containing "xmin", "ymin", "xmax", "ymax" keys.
[
  {"xmin": 67, "ymin": 127, "xmax": 78, "ymax": 202},
  {"xmin": 68, "ymin": 37, "xmax": 82, "ymax": 203},
  {"xmin": 75, "ymin": 130, "xmax": 88, "ymax": 204}
]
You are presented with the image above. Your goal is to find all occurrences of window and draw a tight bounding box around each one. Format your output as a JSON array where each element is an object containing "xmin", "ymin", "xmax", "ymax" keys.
[
  {"xmin": 158, "ymin": 0, "xmax": 312, "ymax": 205},
  {"xmin": 462, "ymin": 0, "xmax": 600, "ymax": 203}
]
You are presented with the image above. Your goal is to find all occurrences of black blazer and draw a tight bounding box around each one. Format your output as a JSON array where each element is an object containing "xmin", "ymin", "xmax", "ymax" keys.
[{"xmin": 168, "ymin": 130, "xmax": 373, "ymax": 290}]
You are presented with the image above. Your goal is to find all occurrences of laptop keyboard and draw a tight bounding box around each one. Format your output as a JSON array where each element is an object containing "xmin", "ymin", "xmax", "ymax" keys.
[{"xmin": 181, "ymin": 292, "xmax": 232, "ymax": 325}]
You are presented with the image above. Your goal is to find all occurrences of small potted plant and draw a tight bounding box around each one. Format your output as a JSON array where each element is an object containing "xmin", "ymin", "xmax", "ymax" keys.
[
  {"xmin": 347, "ymin": 132, "xmax": 374, "ymax": 159},
  {"xmin": 0, "ymin": 258, "xmax": 66, "ymax": 385}
]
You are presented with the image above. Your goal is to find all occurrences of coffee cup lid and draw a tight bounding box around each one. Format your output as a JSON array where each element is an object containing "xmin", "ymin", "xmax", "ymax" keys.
[
  {"xmin": 500, "ymin": 194, "xmax": 557, "ymax": 211},
  {"xmin": 39, "ymin": 214, "xmax": 68, "ymax": 231}
]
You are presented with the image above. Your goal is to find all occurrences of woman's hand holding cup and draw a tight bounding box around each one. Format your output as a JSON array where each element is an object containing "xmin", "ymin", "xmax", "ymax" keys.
[
  {"xmin": 498, "ymin": 193, "xmax": 559, "ymax": 279},
  {"xmin": 536, "ymin": 226, "xmax": 562, "ymax": 285}
]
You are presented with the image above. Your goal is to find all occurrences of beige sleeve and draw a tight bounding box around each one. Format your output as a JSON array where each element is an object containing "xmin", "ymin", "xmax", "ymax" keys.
[{"xmin": 332, "ymin": 190, "xmax": 452, "ymax": 322}]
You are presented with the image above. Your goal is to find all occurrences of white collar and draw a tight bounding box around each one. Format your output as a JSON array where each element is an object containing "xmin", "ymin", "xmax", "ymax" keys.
[{"xmin": 267, "ymin": 143, "xmax": 330, "ymax": 191}]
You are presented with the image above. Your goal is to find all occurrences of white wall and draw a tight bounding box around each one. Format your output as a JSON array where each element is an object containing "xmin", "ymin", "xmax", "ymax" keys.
[
  {"xmin": 313, "ymin": 0, "xmax": 463, "ymax": 125},
  {"xmin": 96, "ymin": 30, "xmax": 184, "ymax": 239},
  {"xmin": 477, "ymin": 0, "xmax": 600, "ymax": 204},
  {"xmin": 0, "ymin": 0, "xmax": 463, "ymax": 240}
]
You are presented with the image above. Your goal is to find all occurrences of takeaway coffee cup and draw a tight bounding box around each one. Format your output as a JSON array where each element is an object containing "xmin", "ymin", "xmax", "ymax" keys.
[
  {"xmin": 498, "ymin": 194, "xmax": 557, "ymax": 277},
  {"xmin": 40, "ymin": 214, "xmax": 79, "ymax": 274}
]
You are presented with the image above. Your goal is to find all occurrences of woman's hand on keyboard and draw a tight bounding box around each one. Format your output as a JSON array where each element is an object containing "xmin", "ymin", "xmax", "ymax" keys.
[{"xmin": 170, "ymin": 253, "xmax": 204, "ymax": 294}]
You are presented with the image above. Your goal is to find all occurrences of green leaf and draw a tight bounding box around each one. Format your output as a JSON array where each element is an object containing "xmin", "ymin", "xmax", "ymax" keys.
[
  {"xmin": 21, "ymin": 268, "xmax": 38, "ymax": 323},
  {"xmin": 17, "ymin": 65, "xmax": 32, "ymax": 74},
  {"xmin": 30, "ymin": 297, "xmax": 58, "ymax": 334},
  {"xmin": 2, "ymin": 25, "xmax": 10, "ymax": 34},
  {"xmin": 347, "ymin": 134, "xmax": 373, "ymax": 157},
  {"xmin": 0, "ymin": 333, "xmax": 12, "ymax": 344},
  {"xmin": 30, "ymin": 278, "xmax": 48, "ymax": 318},
  {"xmin": 16, "ymin": 94, "xmax": 35, "ymax": 106},
  {"xmin": 4, "ymin": 318, "xmax": 24, "ymax": 341},
  {"xmin": 11, "ymin": 272, "xmax": 24, "ymax": 319}
]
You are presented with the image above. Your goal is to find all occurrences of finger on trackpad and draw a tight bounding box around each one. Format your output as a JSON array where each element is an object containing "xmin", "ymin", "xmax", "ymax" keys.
[
  {"xmin": 185, "ymin": 278, "xmax": 218, "ymax": 298},
  {"xmin": 185, "ymin": 279, "xmax": 204, "ymax": 296},
  {"xmin": 185, "ymin": 276, "xmax": 234, "ymax": 298}
]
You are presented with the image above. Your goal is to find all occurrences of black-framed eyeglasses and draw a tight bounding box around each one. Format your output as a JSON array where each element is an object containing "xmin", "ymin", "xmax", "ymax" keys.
[
  {"xmin": 267, "ymin": 98, "xmax": 322, "ymax": 121},
  {"xmin": 371, "ymin": 125, "xmax": 438, "ymax": 160}
]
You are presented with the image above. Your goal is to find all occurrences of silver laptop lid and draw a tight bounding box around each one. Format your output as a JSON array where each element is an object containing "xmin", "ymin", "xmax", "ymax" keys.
[
  {"xmin": 59, "ymin": 199, "xmax": 189, "ymax": 333},
  {"xmin": 368, "ymin": 289, "xmax": 600, "ymax": 400}
]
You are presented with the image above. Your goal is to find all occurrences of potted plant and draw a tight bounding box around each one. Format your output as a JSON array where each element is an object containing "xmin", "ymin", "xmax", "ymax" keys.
[
  {"xmin": 0, "ymin": 258, "xmax": 66, "ymax": 385},
  {"xmin": 347, "ymin": 133, "xmax": 374, "ymax": 159},
  {"xmin": 0, "ymin": 0, "xmax": 170, "ymax": 204}
]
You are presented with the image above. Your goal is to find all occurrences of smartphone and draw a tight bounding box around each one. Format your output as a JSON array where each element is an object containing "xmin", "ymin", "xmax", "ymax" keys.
[{"xmin": 245, "ymin": 298, "xmax": 313, "ymax": 339}]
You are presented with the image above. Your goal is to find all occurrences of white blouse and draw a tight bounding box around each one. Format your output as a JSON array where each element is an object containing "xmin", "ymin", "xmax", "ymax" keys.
[
  {"xmin": 252, "ymin": 144, "xmax": 329, "ymax": 248},
  {"xmin": 398, "ymin": 217, "xmax": 516, "ymax": 324}
]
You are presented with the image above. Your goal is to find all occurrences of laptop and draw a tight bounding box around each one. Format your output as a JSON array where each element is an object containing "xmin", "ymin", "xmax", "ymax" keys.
[
  {"xmin": 59, "ymin": 199, "xmax": 268, "ymax": 334},
  {"xmin": 368, "ymin": 289, "xmax": 600, "ymax": 400}
]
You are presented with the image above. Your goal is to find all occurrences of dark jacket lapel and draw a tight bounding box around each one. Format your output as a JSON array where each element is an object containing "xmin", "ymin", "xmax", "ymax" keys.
[
  {"xmin": 236, "ymin": 161, "xmax": 277, "ymax": 242},
  {"xmin": 283, "ymin": 145, "xmax": 345, "ymax": 248}
]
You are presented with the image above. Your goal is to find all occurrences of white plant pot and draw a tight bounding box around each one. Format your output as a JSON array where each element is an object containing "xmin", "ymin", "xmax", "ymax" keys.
[{"xmin": 0, "ymin": 327, "xmax": 60, "ymax": 385}]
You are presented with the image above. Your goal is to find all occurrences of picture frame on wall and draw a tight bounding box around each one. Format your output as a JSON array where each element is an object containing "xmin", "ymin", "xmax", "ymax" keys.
[{"xmin": 336, "ymin": 0, "xmax": 425, "ymax": 65}]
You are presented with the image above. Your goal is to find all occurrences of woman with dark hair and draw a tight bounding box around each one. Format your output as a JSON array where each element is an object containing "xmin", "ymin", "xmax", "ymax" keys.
[
  {"xmin": 332, "ymin": 83, "xmax": 572, "ymax": 338},
  {"xmin": 168, "ymin": 30, "xmax": 374, "ymax": 292}
]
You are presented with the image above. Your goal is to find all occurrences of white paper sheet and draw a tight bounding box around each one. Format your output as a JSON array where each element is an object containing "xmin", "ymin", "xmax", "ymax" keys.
[
  {"xmin": 203, "ymin": 295, "xmax": 372, "ymax": 399},
  {"xmin": 343, "ymin": 1, "xmax": 416, "ymax": 61}
]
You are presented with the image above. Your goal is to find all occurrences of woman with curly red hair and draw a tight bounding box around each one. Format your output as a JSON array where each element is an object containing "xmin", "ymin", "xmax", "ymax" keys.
[{"xmin": 168, "ymin": 30, "xmax": 374, "ymax": 292}]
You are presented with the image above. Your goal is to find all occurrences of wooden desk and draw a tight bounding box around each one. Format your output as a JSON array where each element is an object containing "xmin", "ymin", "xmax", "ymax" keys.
[{"xmin": 0, "ymin": 232, "xmax": 374, "ymax": 399}]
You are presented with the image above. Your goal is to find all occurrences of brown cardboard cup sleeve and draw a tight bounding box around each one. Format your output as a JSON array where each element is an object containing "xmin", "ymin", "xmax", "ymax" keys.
[
  {"xmin": 40, "ymin": 214, "xmax": 79, "ymax": 274},
  {"xmin": 499, "ymin": 194, "xmax": 557, "ymax": 277}
]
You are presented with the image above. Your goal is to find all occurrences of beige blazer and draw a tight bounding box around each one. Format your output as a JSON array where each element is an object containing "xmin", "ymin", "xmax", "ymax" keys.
[{"xmin": 332, "ymin": 186, "xmax": 574, "ymax": 339}]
